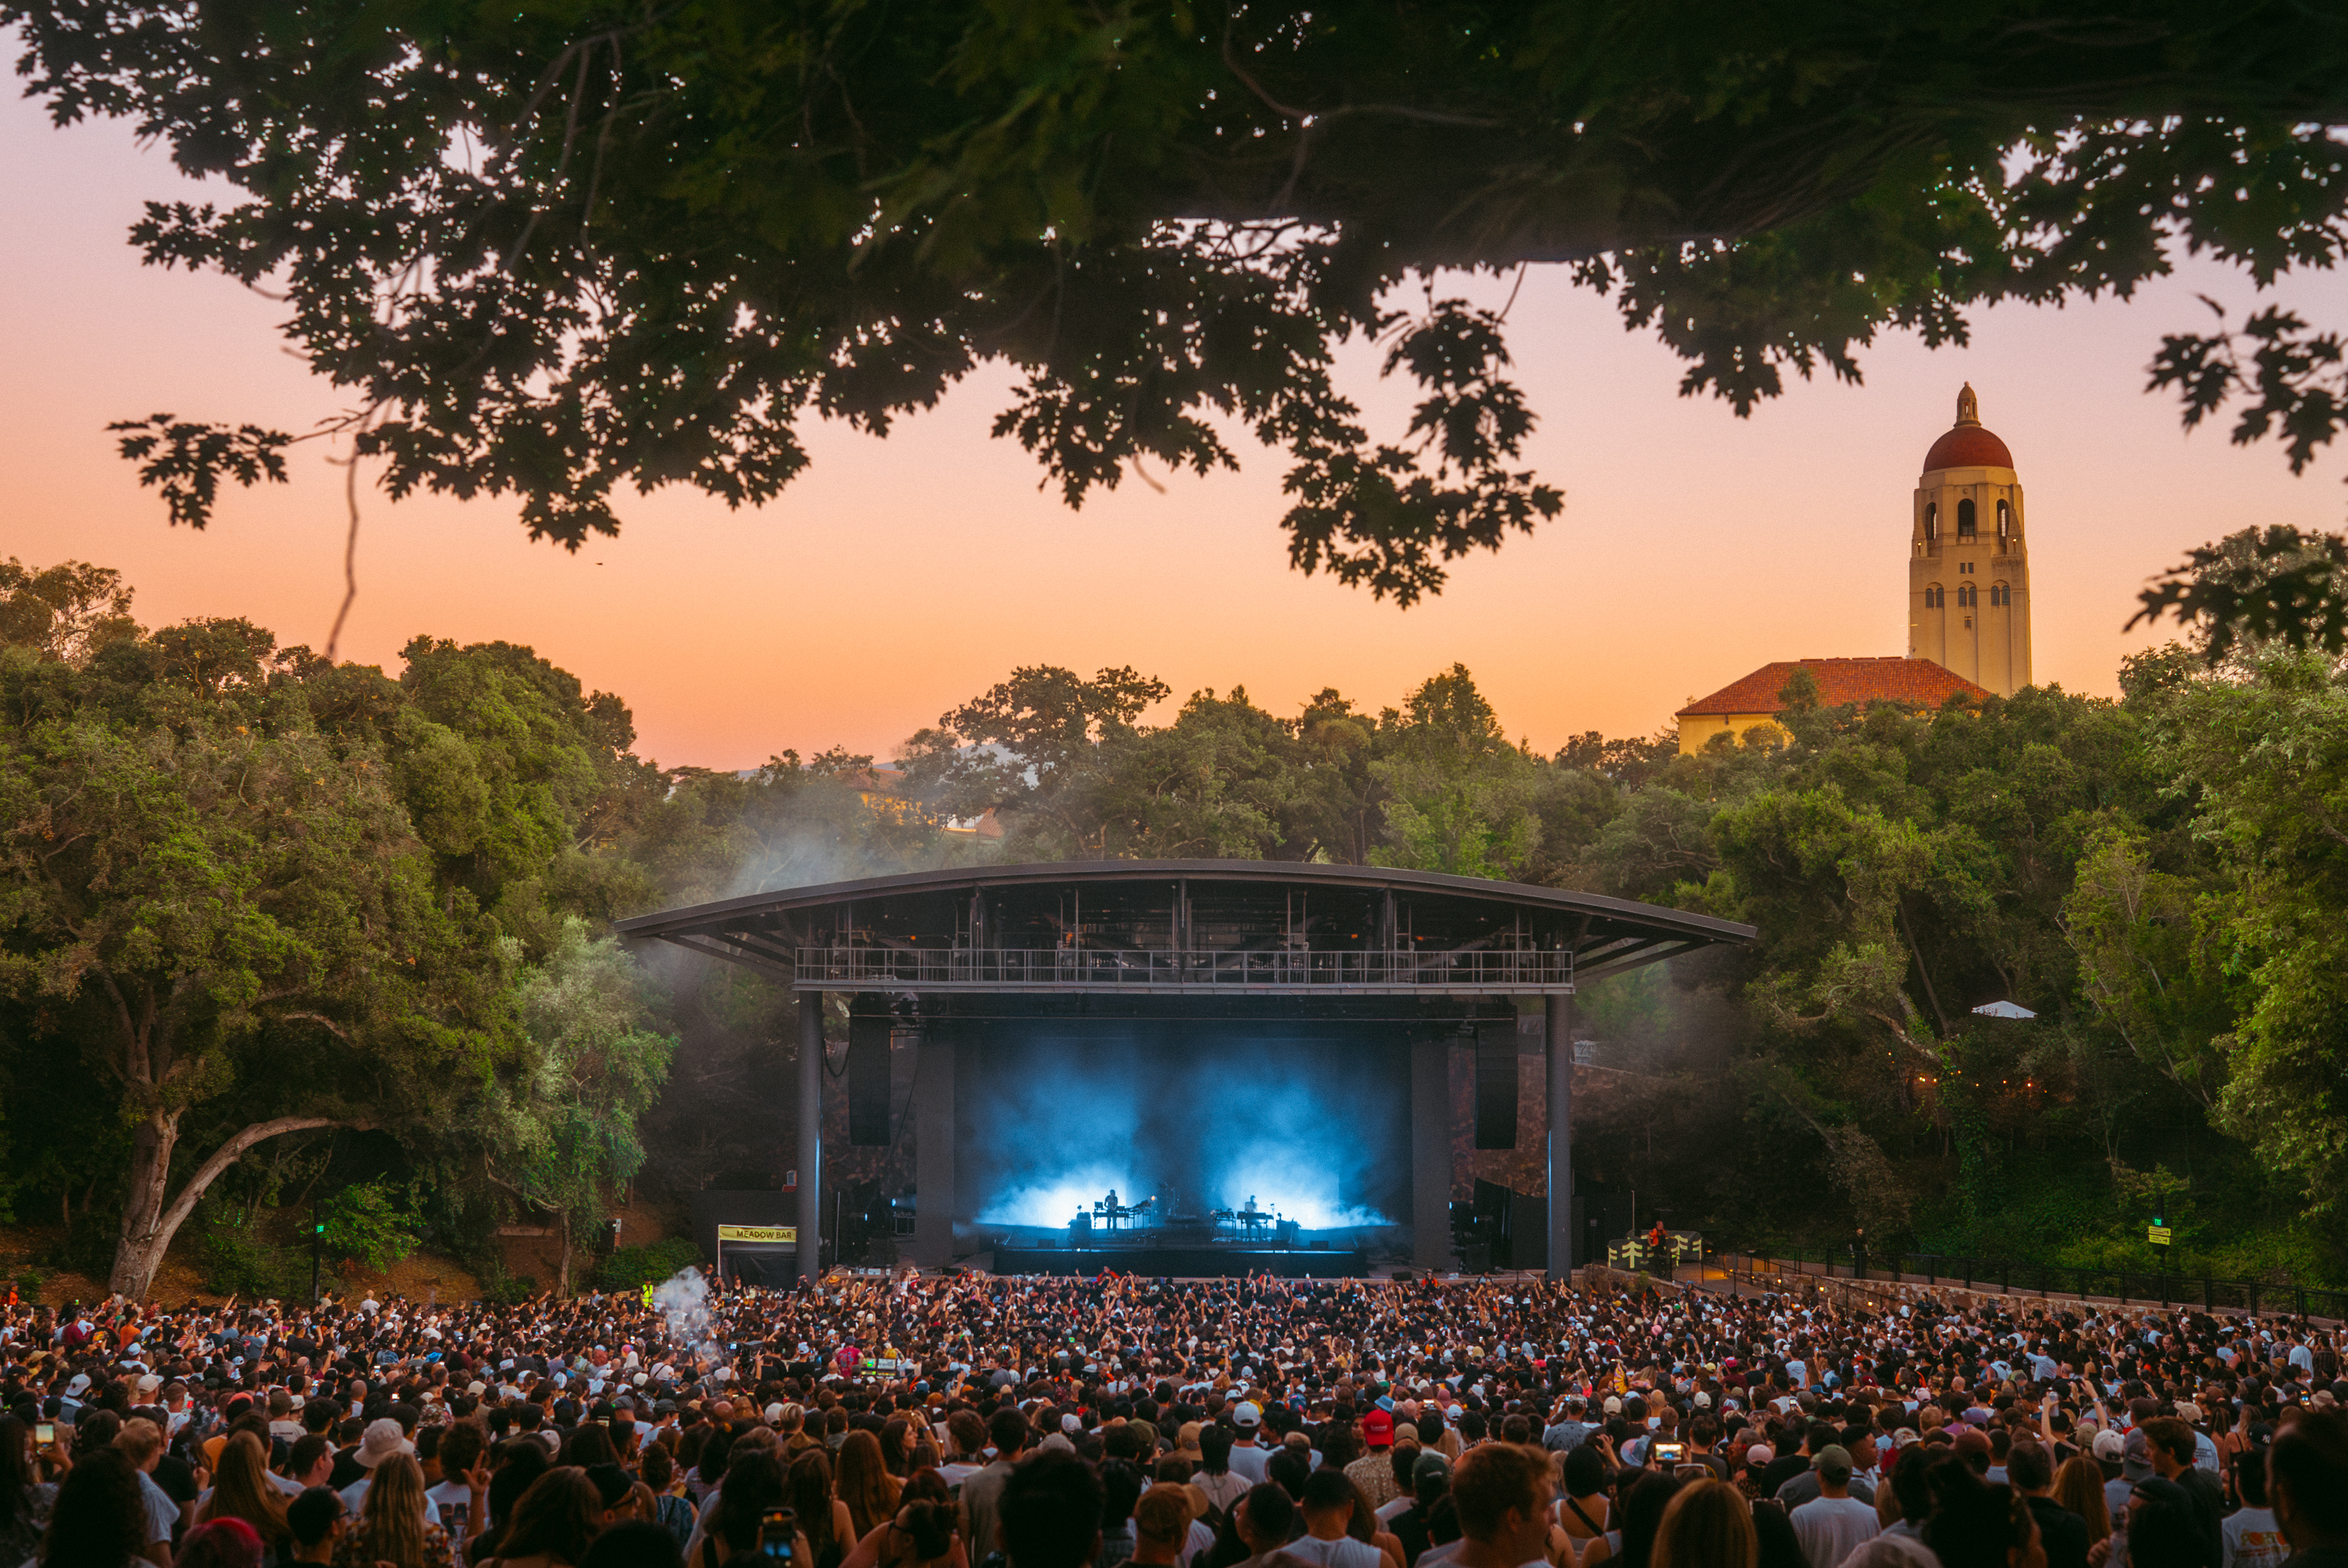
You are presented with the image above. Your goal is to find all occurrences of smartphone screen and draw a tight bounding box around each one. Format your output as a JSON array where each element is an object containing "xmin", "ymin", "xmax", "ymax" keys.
[
  {"xmin": 1652, "ymin": 1442, "xmax": 1685, "ymax": 1464},
  {"xmin": 761, "ymin": 1507, "xmax": 797, "ymax": 1561},
  {"xmin": 34, "ymin": 1423, "xmax": 54, "ymax": 1446}
]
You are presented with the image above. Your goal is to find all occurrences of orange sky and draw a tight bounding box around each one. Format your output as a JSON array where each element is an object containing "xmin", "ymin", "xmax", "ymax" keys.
[{"xmin": 8, "ymin": 89, "xmax": 2348, "ymax": 770}]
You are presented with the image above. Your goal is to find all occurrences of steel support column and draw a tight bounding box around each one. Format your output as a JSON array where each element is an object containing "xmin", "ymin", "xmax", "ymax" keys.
[
  {"xmin": 1411, "ymin": 1036, "xmax": 1452, "ymax": 1276},
  {"xmin": 915, "ymin": 1030, "xmax": 956, "ymax": 1270},
  {"xmin": 797, "ymin": 994, "xmax": 825, "ymax": 1283},
  {"xmin": 1547, "ymin": 993, "xmax": 1574, "ymax": 1282}
]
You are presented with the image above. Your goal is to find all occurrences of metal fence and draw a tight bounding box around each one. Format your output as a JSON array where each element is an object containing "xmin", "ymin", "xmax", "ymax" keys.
[
  {"xmin": 793, "ymin": 946, "xmax": 1574, "ymax": 991},
  {"xmin": 1712, "ymin": 1246, "xmax": 2348, "ymax": 1322}
]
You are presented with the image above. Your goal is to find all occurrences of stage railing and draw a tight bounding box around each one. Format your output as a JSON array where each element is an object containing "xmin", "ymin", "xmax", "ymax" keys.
[
  {"xmin": 1606, "ymin": 1232, "xmax": 1705, "ymax": 1271},
  {"xmin": 793, "ymin": 946, "xmax": 1573, "ymax": 991}
]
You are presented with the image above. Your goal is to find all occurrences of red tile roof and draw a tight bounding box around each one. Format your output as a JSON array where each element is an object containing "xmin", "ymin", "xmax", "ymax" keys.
[{"xmin": 1677, "ymin": 658, "xmax": 1992, "ymax": 718}]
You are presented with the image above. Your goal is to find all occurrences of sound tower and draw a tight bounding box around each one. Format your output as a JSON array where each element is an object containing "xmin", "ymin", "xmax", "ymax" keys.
[
  {"xmin": 1474, "ymin": 1023, "xmax": 1517, "ymax": 1149},
  {"xmin": 848, "ymin": 1016, "xmax": 891, "ymax": 1145}
]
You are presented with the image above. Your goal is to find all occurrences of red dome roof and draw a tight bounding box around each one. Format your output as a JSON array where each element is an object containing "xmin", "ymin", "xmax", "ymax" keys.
[{"xmin": 1923, "ymin": 423, "xmax": 2014, "ymax": 472}]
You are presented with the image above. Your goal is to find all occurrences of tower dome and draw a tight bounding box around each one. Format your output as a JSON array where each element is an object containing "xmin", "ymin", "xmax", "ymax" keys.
[
  {"xmin": 1910, "ymin": 384, "xmax": 2030, "ymax": 697},
  {"xmin": 1922, "ymin": 382, "xmax": 2014, "ymax": 472}
]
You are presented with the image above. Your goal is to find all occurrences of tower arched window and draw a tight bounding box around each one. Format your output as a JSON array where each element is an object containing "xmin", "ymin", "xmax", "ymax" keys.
[
  {"xmin": 1923, "ymin": 503, "xmax": 1938, "ymax": 541},
  {"xmin": 1997, "ymin": 500, "xmax": 2012, "ymax": 539},
  {"xmin": 1925, "ymin": 584, "xmax": 1944, "ymax": 609},
  {"xmin": 1957, "ymin": 499, "xmax": 1978, "ymax": 538},
  {"xmin": 1990, "ymin": 582, "xmax": 2010, "ymax": 608},
  {"xmin": 1957, "ymin": 583, "xmax": 1977, "ymax": 608}
]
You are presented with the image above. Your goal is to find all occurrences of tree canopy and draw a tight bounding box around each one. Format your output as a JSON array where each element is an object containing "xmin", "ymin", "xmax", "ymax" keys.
[
  {"xmin": 13, "ymin": 2, "xmax": 2348, "ymax": 609},
  {"xmin": 14, "ymin": 544, "xmax": 2348, "ymax": 1291}
]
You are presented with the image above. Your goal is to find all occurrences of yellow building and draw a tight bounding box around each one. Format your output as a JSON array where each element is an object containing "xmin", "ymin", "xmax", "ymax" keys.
[
  {"xmin": 1672, "ymin": 386, "xmax": 2024, "ymax": 756},
  {"xmin": 1909, "ymin": 384, "xmax": 2032, "ymax": 694},
  {"xmin": 1676, "ymin": 658, "xmax": 1991, "ymax": 755}
]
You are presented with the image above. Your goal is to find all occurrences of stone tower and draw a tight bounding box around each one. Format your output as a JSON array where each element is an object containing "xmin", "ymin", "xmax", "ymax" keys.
[{"xmin": 1908, "ymin": 384, "xmax": 2031, "ymax": 695}]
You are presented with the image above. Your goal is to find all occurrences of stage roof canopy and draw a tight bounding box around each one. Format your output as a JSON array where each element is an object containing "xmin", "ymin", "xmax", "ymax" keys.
[{"xmin": 616, "ymin": 860, "xmax": 1754, "ymax": 997}]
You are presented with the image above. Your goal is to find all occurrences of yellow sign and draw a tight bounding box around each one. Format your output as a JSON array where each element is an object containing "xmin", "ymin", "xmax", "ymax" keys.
[
  {"xmin": 717, "ymin": 1225, "xmax": 797, "ymax": 1244},
  {"xmin": 2148, "ymin": 1225, "xmax": 2172, "ymax": 1246}
]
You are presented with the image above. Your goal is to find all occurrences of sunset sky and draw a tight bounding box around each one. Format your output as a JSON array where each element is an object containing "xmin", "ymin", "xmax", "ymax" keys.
[{"xmin": 8, "ymin": 85, "xmax": 2348, "ymax": 770}]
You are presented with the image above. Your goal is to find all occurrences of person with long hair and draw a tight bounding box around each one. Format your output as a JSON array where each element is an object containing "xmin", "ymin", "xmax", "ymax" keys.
[
  {"xmin": 638, "ymin": 1445, "xmax": 698, "ymax": 1552},
  {"xmin": 1650, "ymin": 1479, "xmax": 1757, "ymax": 1568},
  {"xmin": 1554, "ymin": 1446, "xmax": 1612, "ymax": 1566},
  {"xmin": 2050, "ymin": 1454, "xmax": 2111, "ymax": 1547},
  {"xmin": 1610, "ymin": 1472, "xmax": 1686, "ymax": 1568},
  {"xmin": 879, "ymin": 1420, "xmax": 916, "ymax": 1480},
  {"xmin": 482, "ymin": 1468, "xmax": 603, "ymax": 1568},
  {"xmin": 472, "ymin": 1439, "xmax": 555, "ymax": 1563},
  {"xmin": 789, "ymin": 1449, "xmax": 855, "ymax": 1568},
  {"xmin": 696, "ymin": 1451, "xmax": 813, "ymax": 1568},
  {"xmin": 0, "ymin": 1415, "xmax": 60, "ymax": 1563},
  {"xmin": 836, "ymin": 1431, "xmax": 903, "ymax": 1542},
  {"xmin": 195, "ymin": 1431, "xmax": 290, "ymax": 1556},
  {"xmin": 838, "ymin": 1472, "xmax": 965, "ymax": 1568},
  {"xmin": 1920, "ymin": 1465, "xmax": 2045, "ymax": 1568},
  {"xmin": 334, "ymin": 1454, "xmax": 449, "ymax": 1568},
  {"xmin": 36, "ymin": 1447, "xmax": 146, "ymax": 1567}
]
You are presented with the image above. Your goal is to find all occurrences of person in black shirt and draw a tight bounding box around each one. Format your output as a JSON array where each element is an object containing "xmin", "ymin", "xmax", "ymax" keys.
[
  {"xmin": 1387, "ymin": 1451, "xmax": 1447, "ymax": 1568},
  {"xmin": 2140, "ymin": 1418, "xmax": 2222, "ymax": 1568},
  {"xmin": 2009, "ymin": 1440, "xmax": 2089, "ymax": 1568}
]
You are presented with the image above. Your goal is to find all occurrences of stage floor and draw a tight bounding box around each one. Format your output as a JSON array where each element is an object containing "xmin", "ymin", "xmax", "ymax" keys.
[{"xmin": 990, "ymin": 1245, "xmax": 1369, "ymax": 1277}]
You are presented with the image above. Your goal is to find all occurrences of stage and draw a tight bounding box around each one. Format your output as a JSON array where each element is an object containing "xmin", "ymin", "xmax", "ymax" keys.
[
  {"xmin": 991, "ymin": 1245, "xmax": 1370, "ymax": 1278},
  {"xmin": 616, "ymin": 860, "xmax": 1754, "ymax": 1279}
]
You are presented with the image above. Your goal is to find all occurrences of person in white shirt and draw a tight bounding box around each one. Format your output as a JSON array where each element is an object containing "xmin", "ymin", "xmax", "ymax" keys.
[
  {"xmin": 423, "ymin": 1420, "xmax": 488, "ymax": 1553},
  {"xmin": 1789, "ymin": 1446, "xmax": 1879, "ymax": 1568},
  {"xmin": 2221, "ymin": 1451, "xmax": 2290, "ymax": 1568},
  {"xmin": 114, "ymin": 1417, "xmax": 179, "ymax": 1568},
  {"xmin": 1283, "ymin": 1470, "xmax": 1385, "ymax": 1568},
  {"xmin": 1227, "ymin": 1403, "xmax": 1272, "ymax": 1485}
]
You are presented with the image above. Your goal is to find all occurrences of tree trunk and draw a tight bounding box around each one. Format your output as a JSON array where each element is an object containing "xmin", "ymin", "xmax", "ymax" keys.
[
  {"xmin": 108, "ymin": 1113, "xmax": 346, "ymax": 1299},
  {"xmin": 559, "ymin": 1210, "xmax": 573, "ymax": 1298},
  {"xmin": 110, "ymin": 1113, "xmax": 182, "ymax": 1297}
]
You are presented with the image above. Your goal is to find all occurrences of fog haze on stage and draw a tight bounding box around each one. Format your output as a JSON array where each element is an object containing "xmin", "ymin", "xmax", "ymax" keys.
[{"xmin": 956, "ymin": 1023, "xmax": 1408, "ymax": 1234}]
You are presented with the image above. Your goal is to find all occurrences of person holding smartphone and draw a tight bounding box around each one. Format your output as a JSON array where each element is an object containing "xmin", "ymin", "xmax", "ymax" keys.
[{"xmin": 0, "ymin": 1414, "xmax": 61, "ymax": 1563}]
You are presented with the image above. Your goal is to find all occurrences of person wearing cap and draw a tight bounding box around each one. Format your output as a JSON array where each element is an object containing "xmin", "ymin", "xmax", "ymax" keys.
[
  {"xmin": 1788, "ymin": 1445, "xmax": 1877, "ymax": 1568},
  {"xmin": 1227, "ymin": 1403, "xmax": 1271, "ymax": 1486},
  {"xmin": 337, "ymin": 1417, "xmax": 445, "ymax": 1526},
  {"xmin": 1389, "ymin": 1451, "xmax": 1450, "ymax": 1568},
  {"xmin": 1348, "ymin": 1411, "xmax": 1401, "ymax": 1509}
]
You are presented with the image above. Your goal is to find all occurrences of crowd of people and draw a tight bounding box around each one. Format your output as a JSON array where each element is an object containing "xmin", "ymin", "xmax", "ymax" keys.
[{"xmin": 2, "ymin": 1268, "xmax": 2345, "ymax": 1568}]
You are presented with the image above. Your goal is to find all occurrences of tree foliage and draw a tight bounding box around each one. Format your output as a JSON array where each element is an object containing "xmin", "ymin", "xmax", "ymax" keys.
[
  {"xmin": 13, "ymin": 3, "xmax": 2348, "ymax": 605},
  {"xmin": 473, "ymin": 918, "xmax": 674, "ymax": 1294},
  {"xmin": 0, "ymin": 564, "xmax": 674, "ymax": 1296},
  {"xmin": 17, "ymin": 541, "xmax": 2348, "ymax": 1290}
]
